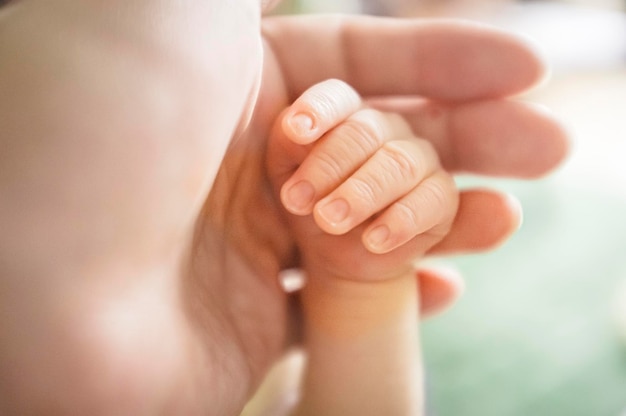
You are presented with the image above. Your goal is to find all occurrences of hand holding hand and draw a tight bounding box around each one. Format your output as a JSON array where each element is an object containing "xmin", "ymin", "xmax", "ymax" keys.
[
  {"xmin": 267, "ymin": 78, "xmax": 459, "ymax": 279},
  {"xmin": 265, "ymin": 77, "xmax": 459, "ymax": 415},
  {"xmin": 0, "ymin": 2, "xmax": 568, "ymax": 413}
]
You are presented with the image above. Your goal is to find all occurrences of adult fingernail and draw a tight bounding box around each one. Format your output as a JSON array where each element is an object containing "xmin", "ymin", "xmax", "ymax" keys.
[
  {"xmin": 288, "ymin": 113, "xmax": 315, "ymax": 137},
  {"xmin": 318, "ymin": 198, "xmax": 350, "ymax": 226},
  {"xmin": 285, "ymin": 180, "xmax": 315, "ymax": 213},
  {"xmin": 366, "ymin": 225, "xmax": 391, "ymax": 252}
]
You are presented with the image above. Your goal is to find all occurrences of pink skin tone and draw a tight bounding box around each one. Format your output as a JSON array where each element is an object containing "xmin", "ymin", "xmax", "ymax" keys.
[
  {"xmin": 0, "ymin": 0, "xmax": 568, "ymax": 414},
  {"xmin": 267, "ymin": 79, "xmax": 459, "ymax": 415},
  {"xmin": 269, "ymin": 79, "xmax": 459, "ymax": 273}
]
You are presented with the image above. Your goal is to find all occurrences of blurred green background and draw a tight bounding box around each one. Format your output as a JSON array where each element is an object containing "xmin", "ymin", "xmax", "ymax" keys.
[{"xmin": 423, "ymin": 177, "xmax": 626, "ymax": 415}]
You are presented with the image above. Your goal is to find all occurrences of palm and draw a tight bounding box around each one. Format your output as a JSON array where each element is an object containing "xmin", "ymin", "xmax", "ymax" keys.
[{"xmin": 185, "ymin": 43, "xmax": 298, "ymax": 394}]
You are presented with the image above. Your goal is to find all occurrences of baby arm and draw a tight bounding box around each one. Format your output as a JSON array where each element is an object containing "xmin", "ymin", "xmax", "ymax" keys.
[{"xmin": 267, "ymin": 79, "xmax": 459, "ymax": 415}]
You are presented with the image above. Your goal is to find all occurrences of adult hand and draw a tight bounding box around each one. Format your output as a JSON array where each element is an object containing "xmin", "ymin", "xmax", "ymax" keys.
[{"xmin": 0, "ymin": 1, "xmax": 568, "ymax": 415}]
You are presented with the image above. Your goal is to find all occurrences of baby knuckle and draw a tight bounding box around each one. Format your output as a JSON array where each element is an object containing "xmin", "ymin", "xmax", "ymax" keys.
[
  {"xmin": 313, "ymin": 148, "xmax": 349, "ymax": 183},
  {"xmin": 341, "ymin": 112, "xmax": 386, "ymax": 151},
  {"xmin": 422, "ymin": 179, "xmax": 450, "ymax": 213},
  {"xmin": 349, "ymin": 176, "xmax": 379, "ymax": 207},
  {"xmin": 394, "ymin": 199, "xmax": 420, "ymax": 228},
  {"xmin": 379, "ymin": 142, "xmax": 420, "ymax": 182}
]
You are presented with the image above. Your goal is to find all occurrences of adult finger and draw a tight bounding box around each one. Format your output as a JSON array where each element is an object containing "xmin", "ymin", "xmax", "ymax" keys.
[
  {"xmin": 428, "ymin": 189, "xmax": 522, "ymax": 255},
  {"xmin": 369, "ymin": 97, "xmax": 570, "ymax": 178},
  {"xmin": 263, "ymin": 16, "xmax": 546, "ymax": 101},
  {"xmin": 417, "ymin": 266, "xmax": 465, "ymax": 318}
]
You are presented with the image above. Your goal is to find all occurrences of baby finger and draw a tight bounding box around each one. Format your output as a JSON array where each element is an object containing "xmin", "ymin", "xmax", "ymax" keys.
[{"xmin": 363, "ymin": 171, "xmax": 459, "ymax": 254}]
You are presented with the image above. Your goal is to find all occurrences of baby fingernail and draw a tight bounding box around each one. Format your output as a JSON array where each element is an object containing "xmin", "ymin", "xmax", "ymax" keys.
[
  {"xmin": 318, "ymin": 198, "xmax": 350, "ymax": 226},
  {"xmin": 285, "ymin": 180, "xmax": 315, "ymax": 213},
  {"xmin": 288, "ymin": 113, "xmax": 315, "ymax": 137},
  {"xmin": 367, "ymin": 225, "xmax": 391, "ymax": 252}
]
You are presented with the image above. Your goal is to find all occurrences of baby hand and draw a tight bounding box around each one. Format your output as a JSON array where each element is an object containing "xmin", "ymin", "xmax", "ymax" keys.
[
  {"xmin": 267, "ymin": 79, "xmax": 459, "ymax": 277},
  {"xmin": 267, "ymin": 80, "xmax": 454, "ymax": 415}
]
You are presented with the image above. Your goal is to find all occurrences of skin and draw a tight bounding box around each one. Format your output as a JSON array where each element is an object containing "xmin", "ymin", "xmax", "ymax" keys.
[
  {"xmin": 267, "ymin": 79, "xmax": 459, "ymax": 415},
  {"xmin": 0, "ymin": 0, "xmax": 568, "ymax": 415},
  {"xmin": 268, "ymin": 79, "xmax": 459, "ymax": 277}
]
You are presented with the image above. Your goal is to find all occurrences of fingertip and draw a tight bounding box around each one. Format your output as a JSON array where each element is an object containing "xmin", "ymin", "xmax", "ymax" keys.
[
  {"xmin": 529, "ymin": 57, "xmax": 551, "ymax": 95},
  {"xmin": 363, "ymin": 224, "xmax": 394, "ymax": 254},
  {"xmin": 509, "ymin": 29, "xmax": 550, "ymax": 94},
  {"xmin": 284, "ymin": 78, "xmax": 362, "ymax": 143},
  {"xmin": 525, "ymin": 103, "xmax": 573, "ymax": 178},
  {"xmin": 313, "ymin": 198, "xmax": 351, "ymax": 235},
  {"xmin": 425, "ymin": 265, "xmax": 465, "ymax": 293},
  {"xmin": 503, "ymin": 193, "xmax": 523, "ymax": 233},
  {"xmin": 281, "ymin": 180, "xmax": 316, "ymax": 215},
  {"xmin": 472, "ymin": 190, "xmax": 523, "ymax": 247},
  {"xmin": 448, "ymin": 99, "xmax": 571, "ymax": 178},
  {"xmin": 282, "ymin": 110, "xmax": 319, "ymax": 145},
  {"xmin": 417, "ymin": 265, "xmax": 465, "ymax": 318},
  {"xmin": 428, "ymin": 189, "xmax": 523, "ymax": 255},
  {"xmin": 489, "ymin": 25, "xmax": 551, "ymax": 97},
  {"xmin": 289, "ymin": 113, "xmax": 315, "ymax": 136}
]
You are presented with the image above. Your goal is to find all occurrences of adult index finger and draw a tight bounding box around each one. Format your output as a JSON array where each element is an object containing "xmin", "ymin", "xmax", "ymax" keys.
[{"xmin": 263, "ymin": 16, "xmax": 547, "ymax": 102}]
